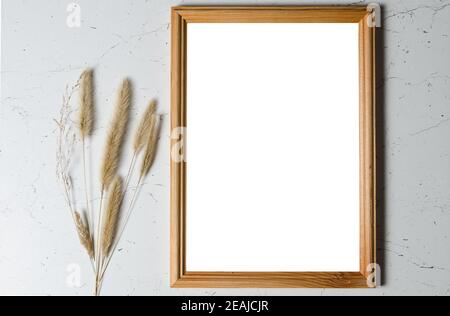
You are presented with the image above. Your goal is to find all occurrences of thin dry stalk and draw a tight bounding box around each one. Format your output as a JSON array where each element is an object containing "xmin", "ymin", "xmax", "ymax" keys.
[
  {"xmin": 101, "ymin": 176, "xmax": 123, "ymax": 258},
  {"xmin": 74, "ymin": 211, "xmax": 94, "ymax": 259},
  {"xmin": 139, "ymin": 114, "xmax": 159, "ymax": 180},
  {"xmin": 58, "ymin": 73, "xmax": 160, "ymax": 296},
  {"xmin": 56, "ymin": 80, "xmax": 95, "ymax": 272},
  {"xmin": 56, "ymin": 83, "xmax": 79, "ymax": 209},
  {"xmin": 79, "ymin": 69, "xmax": 94, "ymax": 138},
  {"xmin": 133, "ymin": 100, "xmax": 156, "ymax": 154},
  {"xmin": 78, "ymin": 69, "xmax": 95, "ymax": 241},
  {"xmin": 99, "ymin": 177, "xmax": 142, "ymax": 281},
  {"xmin": 95, "ymin": 175, "xmax": 123, "ymax": 296},
  {"xmin": 95, "ymin": 79, "xmax": 131, "ymax": 285},
  {"xmin": 124, "ymin": 100, "xmax": 157, "ymax": 190},
  {"xmin": 100, "ymin": 112, "xmax": 160, "ymax": 280},
  {"xmin": 100, "ymin": 79, "xmax": 131, "ymax": 190},
  {"xmin": 124, "ymin": 153, "xmax": 137, "ymax": 193}
]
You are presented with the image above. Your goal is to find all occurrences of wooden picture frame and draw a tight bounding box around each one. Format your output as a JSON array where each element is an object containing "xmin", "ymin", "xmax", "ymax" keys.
[{"xmin": 171, "ymin": 6, "xmax": 376, "ymax": 288}]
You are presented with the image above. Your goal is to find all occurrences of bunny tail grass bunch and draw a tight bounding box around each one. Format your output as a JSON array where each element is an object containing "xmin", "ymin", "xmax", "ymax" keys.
[{"xmin": 56, "ymin": 69, "xmax": 160, "ymax": 296}]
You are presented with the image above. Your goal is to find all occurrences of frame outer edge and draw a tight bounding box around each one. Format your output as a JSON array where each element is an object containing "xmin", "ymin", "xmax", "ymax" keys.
[
  {"xmin": 170, "ymin": 8, "xmax": 182, "ymax": 287},
  {"xmin": 170, "ymin": 6, "xmax": 377, "ymax": 288}
]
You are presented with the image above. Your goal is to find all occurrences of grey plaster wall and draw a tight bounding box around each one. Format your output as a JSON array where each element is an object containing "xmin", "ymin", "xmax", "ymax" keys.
[{"xmin": 0, "ymin": 0, "xmax": 449, "ymax": 295}]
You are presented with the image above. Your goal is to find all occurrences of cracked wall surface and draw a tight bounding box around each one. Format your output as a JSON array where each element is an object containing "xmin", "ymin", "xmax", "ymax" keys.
[{"xmin": 0, "ymin": 0, "xmax": 449, "ymax": 295}]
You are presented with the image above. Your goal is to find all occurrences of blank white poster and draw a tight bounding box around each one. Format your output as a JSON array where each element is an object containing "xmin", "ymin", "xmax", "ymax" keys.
[{"xmin": 186, "ymin": 23, "xmax": 360, "ymax": 272}]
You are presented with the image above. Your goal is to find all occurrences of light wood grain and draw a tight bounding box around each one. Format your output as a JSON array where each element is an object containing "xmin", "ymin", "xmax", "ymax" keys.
[
  {"xmin": 359, "ymin": 17, "xmax": 377, "ymax": 283},
  {"xmin": 170, "ymin": 9, "xmax": 185, "ymax": 286},
  {"xmin": 177, "ymin": 7, "xmax": 367, "ymax": 23},
  {"xmin": 171, "ymin": 6, "xmax": 376, "ymax": 288},
  {"xmin": 175, "ymin": 272, "xmax": 368, "ymax": 288}
]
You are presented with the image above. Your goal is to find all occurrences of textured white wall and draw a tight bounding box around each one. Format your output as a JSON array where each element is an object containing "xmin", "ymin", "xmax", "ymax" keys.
[{"xmin": 0, "ymin": 0, "xmax": 449, "ymax": 296}]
